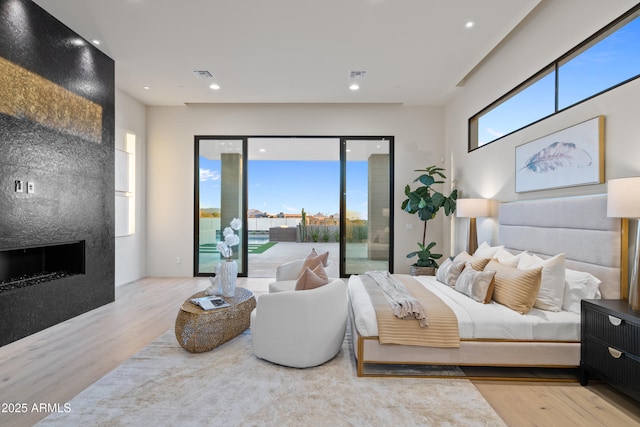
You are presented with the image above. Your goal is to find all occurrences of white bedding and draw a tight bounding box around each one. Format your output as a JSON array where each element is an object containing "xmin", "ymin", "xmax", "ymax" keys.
[{"xmin": 348, "ymin": 274, "xmax": 580, "ymax": 341}]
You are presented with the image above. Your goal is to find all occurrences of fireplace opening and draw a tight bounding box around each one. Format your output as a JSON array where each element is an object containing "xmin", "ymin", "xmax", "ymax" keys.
[{"xmin": 0, "ymin": 241, "xmax": 85, "ymax": 294}]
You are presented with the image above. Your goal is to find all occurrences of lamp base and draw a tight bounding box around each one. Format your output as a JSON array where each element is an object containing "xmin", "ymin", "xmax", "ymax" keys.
[{"xmin": 468, "ymin": 217, "xmax": 478, "ymax": 255}]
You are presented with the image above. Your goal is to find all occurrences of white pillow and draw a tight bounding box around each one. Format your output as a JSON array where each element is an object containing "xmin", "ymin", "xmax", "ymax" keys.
[
  {"xmin": 474, "ymin": 241, "xmax": 503, "ymax": 258},
  {"xmin": 562, "ymin": 268, "xmax": 602, "ymax": 314},
  {"xmin": 494, "ymin": 248, "xmax": 527, "ymax": 268},
  {"xmin": 517, "ymin": 253, "xmax": 566, "ymax": 312}
]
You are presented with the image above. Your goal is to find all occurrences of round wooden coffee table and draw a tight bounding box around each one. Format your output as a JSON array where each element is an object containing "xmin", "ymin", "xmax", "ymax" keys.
[{"xmin": 174, "ymin": 287, "xmax": 256, "ymax": 353}]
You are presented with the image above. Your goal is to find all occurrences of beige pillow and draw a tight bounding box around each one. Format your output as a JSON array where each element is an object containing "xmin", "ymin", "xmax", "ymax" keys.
[
  {"xmin": 301, "ymin": 251, "xmax": 329, "ymax": 273},
  {"xmin": 517, "ymin": 253, "xmax": 566, "ymax": 312},
  {"xmin": 295, "ymin": 265, "xmax": 329, "ymax": 290},
  {"xmin": 455, "ymin": 262, "xmax": 496, "ymax": 303},
  {"xmin": 486, "ymin": 260, "xmax": 542, "ymax": 314},
  {"xmin": 311, "ymin": 263, "xmax": 328, "ymax": 282},
  {"xmin": 436, "ymin": 258, "xmax": 466, "ymax": 287},
  {"xmin": 454, "ymin": 251, "xmax": 491, "ymax": 271},
  {"xmin": 307, "ymin": 248, "xmax": 329, "ymax": 265}
]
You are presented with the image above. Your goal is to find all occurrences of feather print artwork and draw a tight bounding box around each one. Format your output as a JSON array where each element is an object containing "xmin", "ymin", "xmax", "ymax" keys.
[{"xmin": 521, "ymin": 141, "xmax": 592, "ymax": 173}]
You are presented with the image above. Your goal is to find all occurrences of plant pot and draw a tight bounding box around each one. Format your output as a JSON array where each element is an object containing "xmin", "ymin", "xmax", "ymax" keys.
[{"xmin": 409, "ymin": 266, "xmax": 436, "ymax": 276}]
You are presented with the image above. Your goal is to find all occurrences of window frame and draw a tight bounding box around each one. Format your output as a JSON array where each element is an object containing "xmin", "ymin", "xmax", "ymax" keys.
[{"xmin": 469, "ymin": 3, "xmax": 640, "ymax": 152}]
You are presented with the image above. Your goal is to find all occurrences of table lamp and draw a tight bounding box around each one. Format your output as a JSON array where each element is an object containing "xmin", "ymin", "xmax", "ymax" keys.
[
  {"xmin": 607, "ymin": 177, "xmax": 640, "ymax": 311},
  {"xmin": 456, "ymin": 198, "xmax": 491, "ymax": 255}
]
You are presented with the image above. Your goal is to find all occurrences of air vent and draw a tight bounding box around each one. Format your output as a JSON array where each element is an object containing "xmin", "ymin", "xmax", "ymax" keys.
[
  {"xmin": 193, "ymin": 70, "xmax": 214, "ymax": 78},
  {"xmin": 349, "ymin": 70, "xmax": 367, "ymax": 79}
]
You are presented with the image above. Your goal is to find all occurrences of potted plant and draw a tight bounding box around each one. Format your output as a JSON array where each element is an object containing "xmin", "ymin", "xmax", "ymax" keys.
[{"xmin": 401, "ymin": 165, "xmax": 457, "ymax": 275}]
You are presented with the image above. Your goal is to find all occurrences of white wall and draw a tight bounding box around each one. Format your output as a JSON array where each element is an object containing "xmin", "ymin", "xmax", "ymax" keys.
[
  {"xmin": 114, "ymin": 89, "xmax": 147, "ymax": 285},
  {"xmin": 446, "ymin": 0, "xmax": 640, "ymax": 253},
  {"xmin": 146, "ymin": 103, "xmax": 446, "ymax": 276}
]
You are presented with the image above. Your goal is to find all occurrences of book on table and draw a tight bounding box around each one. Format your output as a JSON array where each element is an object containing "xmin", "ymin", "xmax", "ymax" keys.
[{"xmin": 190, "ymin": 296, "xmax": 230, "ymax": 310}]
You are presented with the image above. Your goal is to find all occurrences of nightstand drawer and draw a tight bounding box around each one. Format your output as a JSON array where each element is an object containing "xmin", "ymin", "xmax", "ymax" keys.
[
  {"xmin": 582, "ymin": 306, "xmax": 640, "ymax": 354},
  {"xmin": 582, "ymin": 336, "xmax": 640, "ymax": 390}
]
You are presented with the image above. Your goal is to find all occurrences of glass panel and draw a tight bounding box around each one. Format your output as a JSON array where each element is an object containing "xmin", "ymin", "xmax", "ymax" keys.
[
  {"xmin": 477, "ymin": 69, "xmax": 555, "ymax": 147},
  {"xmin": 247, "ymin": 138, "xmax": 340, "ymax": 277},
  {"xmin": 197, "ymin": 139, "xmax": 245, "ymax": 275},
  {"xmin": 344, "ymin": 139, "xmax": 391, "ymax": 275},
  {"xmin": 558, "ymin": 15, "xmax": 640, "ymax": 109}
]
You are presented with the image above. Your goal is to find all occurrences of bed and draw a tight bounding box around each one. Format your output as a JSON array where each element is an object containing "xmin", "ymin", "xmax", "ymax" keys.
[{"xmin": 348, "ymin": 194, "xmax": 624, "ymax": 378}]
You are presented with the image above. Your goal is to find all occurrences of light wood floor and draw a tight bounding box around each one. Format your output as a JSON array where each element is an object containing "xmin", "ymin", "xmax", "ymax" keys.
[{"xmin": 1, "ymin": 277, "xmax": 639, "ymax": 427}]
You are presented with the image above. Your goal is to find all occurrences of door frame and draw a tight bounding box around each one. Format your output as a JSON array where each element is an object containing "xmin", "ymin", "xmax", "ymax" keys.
[
  {"xmin": 194, "ymin": 135, "xmax": 394, "ymax": 278},
  {"xmin": 194, "ymin": 136, "xmax": 248, "ymax": 277},
  {"xmin": 340, "ymin": 136, "xmax": 394, "ymax": 277}
]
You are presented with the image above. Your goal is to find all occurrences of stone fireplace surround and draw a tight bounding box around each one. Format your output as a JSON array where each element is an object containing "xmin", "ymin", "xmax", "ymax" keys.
[{"xmin": 0, "ymin": 0, "xmax": 115, "ymax": 347}]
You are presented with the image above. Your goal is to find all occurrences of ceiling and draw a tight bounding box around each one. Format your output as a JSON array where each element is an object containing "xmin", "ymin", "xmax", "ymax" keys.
[{"xmin": 33, "ymin": 0, "xmax": 541, "ymax": 107}]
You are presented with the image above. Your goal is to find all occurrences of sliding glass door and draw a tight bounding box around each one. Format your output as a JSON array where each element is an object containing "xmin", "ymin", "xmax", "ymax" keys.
[
  {"xmin": 195, "ymin": 137, "xmax": 246, "ymax": 276},
  {"xmin": 247, "ymin": 137, "xmax": 340, "ymax": 277},
  {"xmin": 195, "ymin": 135, "xmax": 393, "ymax": 278},
  {"xmin": 342, "ymin": 137, "xmax": 393, "ymax": 275}
]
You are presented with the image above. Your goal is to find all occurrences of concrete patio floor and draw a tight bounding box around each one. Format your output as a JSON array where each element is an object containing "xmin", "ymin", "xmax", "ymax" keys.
[{"xmin": 247, "ymin": 242, "xmax": 388, "ymax": 277}]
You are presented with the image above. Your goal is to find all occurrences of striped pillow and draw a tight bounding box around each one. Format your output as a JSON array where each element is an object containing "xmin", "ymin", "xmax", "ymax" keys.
[
  {"xmin": 454, "ymin": 251, "xmax": 492, "ymax": 271},
  {"xmin": 486, "ymin": 260, "xmax": 542, "ymax": 314}
]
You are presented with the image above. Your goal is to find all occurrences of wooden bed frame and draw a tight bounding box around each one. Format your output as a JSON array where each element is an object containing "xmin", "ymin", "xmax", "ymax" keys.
[{"xmin": 350, "ymin": 194, "xmax": 625, "ymax": 378}]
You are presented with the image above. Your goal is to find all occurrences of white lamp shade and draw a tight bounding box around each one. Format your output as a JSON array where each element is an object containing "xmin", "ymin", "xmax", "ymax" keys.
[
  {"xmin": 456, "ymin": 198, "xmax": 491, "ymax": 218},
  {"xmin": 607, "ymin": 177, "xmax": 640, "ymax": 218}
]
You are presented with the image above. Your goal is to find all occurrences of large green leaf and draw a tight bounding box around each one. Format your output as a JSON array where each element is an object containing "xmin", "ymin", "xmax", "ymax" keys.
[
  {"xmin": 415, "ymin": 174, "xmax": 435, "ymax": 186},
  {"xmin": 431, "ymin": 192, "xmax": 445, "ymax": 208}
]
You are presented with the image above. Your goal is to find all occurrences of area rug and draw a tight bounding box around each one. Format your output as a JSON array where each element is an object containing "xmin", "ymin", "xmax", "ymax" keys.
[{"xmin": 38, "ymin": 329, "xmax": 506, "ymax": 426}]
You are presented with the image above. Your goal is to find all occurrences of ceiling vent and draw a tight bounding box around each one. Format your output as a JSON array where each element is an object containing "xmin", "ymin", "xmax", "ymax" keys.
[
  {"xmin": 193, "ymin": 70, "xmax": 214, "ymax": 78},
  {"xmin": 349, "ymin": 70, "xmax": 367, "ymax": 79}
]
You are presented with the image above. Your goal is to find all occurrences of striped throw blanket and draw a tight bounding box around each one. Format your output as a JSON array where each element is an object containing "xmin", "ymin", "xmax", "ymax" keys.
[{"xmin": 360, "ymin": 272, "xmax": 460, "ymax": 347}]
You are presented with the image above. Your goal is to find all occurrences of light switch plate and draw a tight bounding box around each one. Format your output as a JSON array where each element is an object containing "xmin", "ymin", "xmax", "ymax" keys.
[
  {"xmin": 15, "ymin": 180, "xmax": 24, "ymax": 192},
  {"xmin": 27, "ymin": 182, "xmax": 34, "ymax": 194}
]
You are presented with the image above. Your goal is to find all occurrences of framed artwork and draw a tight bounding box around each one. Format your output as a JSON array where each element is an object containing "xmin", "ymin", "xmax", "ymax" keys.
[{"xmin": 515, "ymin": 116, "xmax": 604, "ymax": 193}]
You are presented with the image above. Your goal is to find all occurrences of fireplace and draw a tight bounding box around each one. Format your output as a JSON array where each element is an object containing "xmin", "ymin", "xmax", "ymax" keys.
[
  {"xmin": 0, "ymin": 241, "xmax": 85, "ymax": 294},
  {"xmin": 0, "ymin": 0, "xmax": 115, "ymax": 347}
]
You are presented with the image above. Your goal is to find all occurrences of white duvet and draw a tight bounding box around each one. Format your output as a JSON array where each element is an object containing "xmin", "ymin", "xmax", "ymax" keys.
[{"xmin": 348, "ymin": 274, "xmax": 580, "ymax": 341}]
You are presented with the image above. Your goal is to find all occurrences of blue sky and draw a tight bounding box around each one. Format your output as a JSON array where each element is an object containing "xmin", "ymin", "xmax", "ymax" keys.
[
  {"xmin": 200, "ymin": 158, "xmax": 369, "ymax": 219},
  {"xmin": 478, "ymin": 15, "xmax": 640, "ymax": 145}
]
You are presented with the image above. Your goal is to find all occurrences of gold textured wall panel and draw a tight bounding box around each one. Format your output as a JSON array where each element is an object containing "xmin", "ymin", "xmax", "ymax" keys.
[{"xmin": 0, "ymin": 56, "xmax": 102, "ymax": 143}]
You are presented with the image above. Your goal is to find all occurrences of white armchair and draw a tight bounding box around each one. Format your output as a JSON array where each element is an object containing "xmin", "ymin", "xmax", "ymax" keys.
[
  {"xmin": 250, "ymin": 278, "xmax": 348, "ymax": 368},
  {"xmin": 268, "ymin": 259, "xmax": 340, "ymax": 293}
]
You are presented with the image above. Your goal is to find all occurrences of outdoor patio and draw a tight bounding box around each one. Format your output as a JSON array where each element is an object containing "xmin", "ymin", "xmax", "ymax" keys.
[{"xmin": 247, "ymin": 241, "xmax": 387, "ymax": 277}]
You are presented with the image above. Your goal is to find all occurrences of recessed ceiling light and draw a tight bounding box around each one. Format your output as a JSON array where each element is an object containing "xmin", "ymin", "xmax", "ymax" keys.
[
  {"xmin": 143, "ymin": 86, "xmax": 150, "ymax": 90},
  {"xmin": 465, "ymin": 21, "xmax": 475, "ymax": 29},
  {"xmin": 349, "ymin": 84, "xmax": 360, "ymax": 91},
  {"xmin": 91, "ymin": 39, "xmax": 101, "ymax": 45},
  {"xmin": 209, "ymin": 83, "xmax": 220, "ymax": 90},
  {"xmin": 259, "ymin": 148, "xmax": 266, "ymax": 153}
]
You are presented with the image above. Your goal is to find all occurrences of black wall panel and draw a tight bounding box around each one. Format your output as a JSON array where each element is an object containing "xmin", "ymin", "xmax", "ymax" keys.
[{"xmin": 0, "ymin": 0, "xmax": 115, "ymax": 346}]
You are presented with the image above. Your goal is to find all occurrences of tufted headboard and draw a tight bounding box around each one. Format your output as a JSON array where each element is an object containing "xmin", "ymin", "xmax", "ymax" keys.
[{"xmin": 499, "ymin": 194, "xmax": 623, "ymax": 299}]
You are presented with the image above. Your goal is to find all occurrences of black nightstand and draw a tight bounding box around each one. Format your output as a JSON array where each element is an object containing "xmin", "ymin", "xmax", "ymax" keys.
[{"xmin": 580, "ymin": 299, "xmax": 640, "ymax": 402}]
